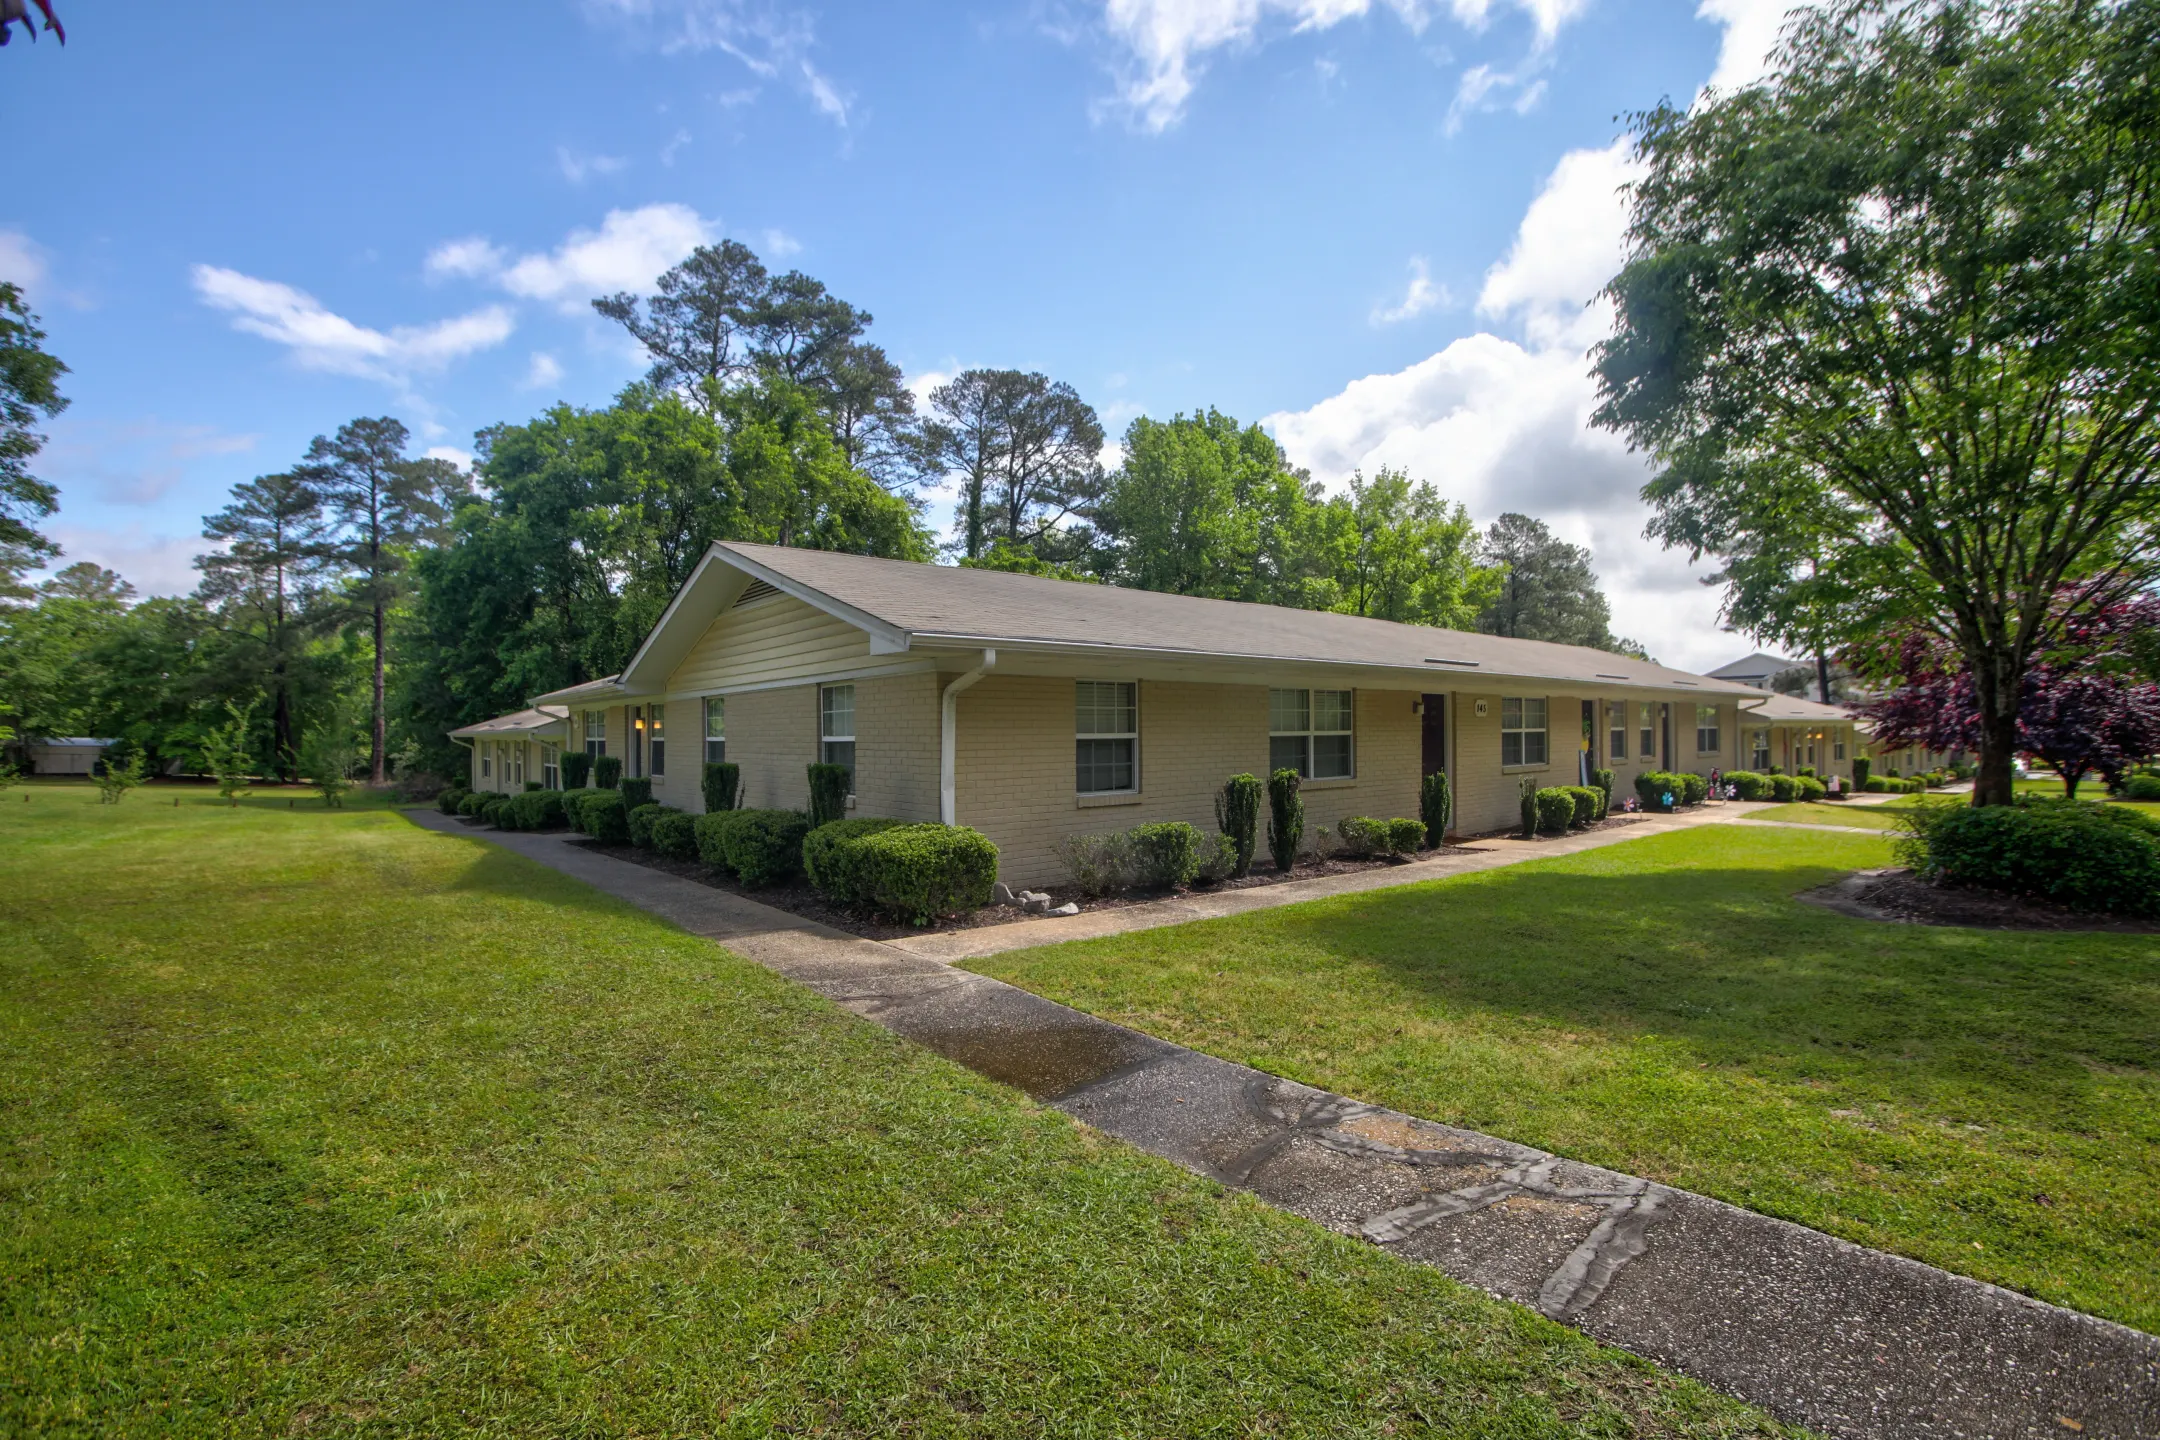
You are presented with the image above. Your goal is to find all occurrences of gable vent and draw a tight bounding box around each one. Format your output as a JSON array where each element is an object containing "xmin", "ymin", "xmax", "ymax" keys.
[{"xmin": 734, "ymin": 578, "xmax": 781, "ymax": 607}]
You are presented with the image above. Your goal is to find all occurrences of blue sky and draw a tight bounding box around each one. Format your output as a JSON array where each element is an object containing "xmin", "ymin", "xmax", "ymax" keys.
[{"xmin": 5, "ymin": 0, "xmax": 1799, "ymax": 669}]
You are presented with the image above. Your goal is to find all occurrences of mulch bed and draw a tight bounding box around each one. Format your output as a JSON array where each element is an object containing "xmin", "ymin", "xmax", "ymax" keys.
[
  {"xmin": 1802, "ymin": 867, "xmax": 2160, "ymax": 934},
  {"xmin": 557, "ymin": 834, "xmax": 1481, "ymax": 942}
]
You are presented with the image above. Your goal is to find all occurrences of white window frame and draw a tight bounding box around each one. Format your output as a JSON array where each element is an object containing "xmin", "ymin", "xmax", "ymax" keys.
[
  {"xmin": 820, "ymin": 684, "xmax": 856, "ymax": 792},
  {"xmin": 1639, "ymin": 703, "xmax": 1657, "ymax": 763},
  {"xmin": 583, "ymin": 709, "xmax": 607, "ymax": 760},
  {"xmin": 479, "ymin": 744, "xmax": 492, "ymax": 780},
  {"xmin": 703, "ymin": 696, "xmax": 725, "ymax": 764},
  {"xmin": 1834, "ymin": 736, "xmax": 1847, "ymax": 762},
  {"xmin": 512, "ymin": 741, "xmax": 526, "ymax": 786},
  {"xmin": 1695, "ymin": 704, "xmax": 1721, "ymax": 755},
  {"xmin": 1607, "ymin": 700, "xmax": 1629, "ymax": 762},
  {"xmin": 541, "ymin": 742, "xmax": 560, "ymax": 790},
  {"xmin": 1501, "ymin": 697, "xmax": 1549, "ymax": 769},
  {"xmin": 1749, "ymin": 728, "xmax": 1771, "ymax": 772},
  {"xmin": 1268, "ymin": 688, "xmax": 1355, "ymax": 780},
  {"xmin": 1075, "ymin": 680, "xmax": 1139, "ymax": 795},
  {"xmin": 649, "ymin": 703, "xmax": 666, "ymax": 778}
]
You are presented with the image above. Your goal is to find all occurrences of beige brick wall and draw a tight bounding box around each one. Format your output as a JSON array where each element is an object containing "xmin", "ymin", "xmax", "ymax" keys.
[
  {"xmin": 653, "ymin": 673, "xmax": 942, "ymax": 817},
  {"xmin": 725, "ymin": 685, "xmax": 818, "ymax": 812},
  {"xmin": 952, "ymin": 676, "xmax": 1425, "ymax": 889},
  {"xmin": 851, "ymin": 671, "xmax": 942, "ymax": 823}
]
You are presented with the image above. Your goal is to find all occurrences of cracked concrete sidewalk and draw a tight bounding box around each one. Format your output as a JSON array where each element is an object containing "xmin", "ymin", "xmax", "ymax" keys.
[{"xmin": 405, "ymin": 809, "xmax": 2159, "ymax": 1440}]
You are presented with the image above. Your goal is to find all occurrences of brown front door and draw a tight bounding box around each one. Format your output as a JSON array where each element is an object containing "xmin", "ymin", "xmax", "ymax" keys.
[{"xmin": 1421, "ymin": 695, "xmax": 1447, "ymax": 775}]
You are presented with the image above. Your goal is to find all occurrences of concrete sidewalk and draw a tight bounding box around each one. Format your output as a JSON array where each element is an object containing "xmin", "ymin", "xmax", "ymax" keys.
[{"xmin": 406, "ymin": 808, "xmax": 2159, "ymax": 1440}]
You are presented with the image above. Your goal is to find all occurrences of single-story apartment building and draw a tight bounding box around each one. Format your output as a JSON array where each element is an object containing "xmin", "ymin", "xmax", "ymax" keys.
[
  {"xmin": 21, "ymin": 737, "xmax": 116, "ymax": 775},
  {"xmin": 1735, "ymin": 692, "xmax": 1864, "ymax": 778},
  {"xmin": 453, "ymin": 542, "xmax": 1825, "ymax": 885}
]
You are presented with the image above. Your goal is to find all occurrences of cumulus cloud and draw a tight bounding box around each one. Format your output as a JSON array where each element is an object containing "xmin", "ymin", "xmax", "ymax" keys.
[
  {"xmin": 1099, "ymin": 0, "xmax": 1588, "ymax": 131},
  {"xmin": 43, "ymin": 525, "xmax": 211, "ymax": 598},
  {"xmin": 1697, "ymin": 0, "xmax": 1811, "ymax": 93},
  {"xmin": 0, "ymin": 228, "xmax": 48, "ymax": 291},
  {"xmin": 1475, "ymin": 138, "xmax": 1638, "ymax": 347},
  {"xmin": 558, "ymin": 146, "xmax": 630, "ymax": 184},
  {"xmin": 521, "ymin": 351, "xmax": 566, "ymax": 390},
  {"xmin": 584, "ymin": 0, "xmax": 851, "ymax": 125},
  {"xmin": 424, "ymin": 444, "xmax": 477, "ymax": 471},
  {"xmin": 435, "ymin": 204, "xmax": 716, "ymax": 313},
  {"xmin": 761, "ymin": 227, "xmax": 802, "ymax": 258},
  {"xmin": 1371, "ymin": 256, "xmax": 1449, "ymax": 325},
  {"xmin": 191, "ymin": 265, "xmax": 515, "ymax": 383}
]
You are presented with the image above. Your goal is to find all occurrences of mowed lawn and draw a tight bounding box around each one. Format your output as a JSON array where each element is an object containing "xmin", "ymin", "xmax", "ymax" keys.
[
  {"xmin": 973, "ymin": 825, "xmax": 2160, "ymax": 1333},
  {"xmin": 0, "ymin": 793, "xmax": 1794, "ymax": 1439},
  {"xmin": 1739, "ymin": 801, "xmax": 1904, "ymax": 829}
]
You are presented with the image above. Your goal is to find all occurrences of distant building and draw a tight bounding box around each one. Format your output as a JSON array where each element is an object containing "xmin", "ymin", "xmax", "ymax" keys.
[
  {"xmin": 1706, "ymin": 652, "xmax": 1801, "ymax": 690},
  {"xmin": 24, "ymin": 737, "xmax": 115, "ymax": 775}
]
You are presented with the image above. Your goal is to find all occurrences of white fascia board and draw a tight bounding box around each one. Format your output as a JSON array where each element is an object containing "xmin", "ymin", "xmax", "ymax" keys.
[{"xmin": 708, "ymin": 543, "xmax": 913, "ymax": 654}]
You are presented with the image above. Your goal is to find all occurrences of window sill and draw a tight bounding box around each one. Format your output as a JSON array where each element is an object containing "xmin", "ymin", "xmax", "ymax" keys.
[
  {"xmin": 1500, "ymin": 763, "xmax": 1551, "ymax": 774},
  {"xmin": 1076, "ymin": 791, "xmax": 1144, "ymax": 808},
  {"xmin": 1299, "ymin": 775, "xmax": 1358, "ymax": 790}
]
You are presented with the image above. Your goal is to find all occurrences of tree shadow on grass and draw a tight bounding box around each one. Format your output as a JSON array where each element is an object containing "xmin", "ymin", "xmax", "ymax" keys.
[
  {"xmin": 431, "ymin": 833, "xmax": 656, "ymax": 920},
  {"xmin": 1252, "ymin": 861, "xmax": 2160, "ymax": 1100}
]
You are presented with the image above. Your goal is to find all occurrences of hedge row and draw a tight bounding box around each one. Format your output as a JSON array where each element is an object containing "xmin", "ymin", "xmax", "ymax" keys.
[
  {"xmin": 1337, "ymin": 815, "xmax": 1429, "ymax": 857},
  {"xmin": 1897, "ymin": 799, "xmax": 2160, "ymax": 916},
  {"xmin": 692, "ymin": 808, "xmax": 811, "ymax": 887},
  {"xmin": 805, "ymin": 821, "xmax": 999, "ymax": 923}
]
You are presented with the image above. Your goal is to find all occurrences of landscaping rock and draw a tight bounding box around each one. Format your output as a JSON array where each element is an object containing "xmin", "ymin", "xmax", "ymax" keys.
[{"xmin": 1047, "ymin": 901, "xmax": 1080, "ymax": 916}]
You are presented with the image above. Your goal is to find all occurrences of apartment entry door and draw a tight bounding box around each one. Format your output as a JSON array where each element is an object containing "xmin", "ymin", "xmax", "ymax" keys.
[{"xmin": 1421, "ymin": 695, "xmax": 1447, "ymax": 777}]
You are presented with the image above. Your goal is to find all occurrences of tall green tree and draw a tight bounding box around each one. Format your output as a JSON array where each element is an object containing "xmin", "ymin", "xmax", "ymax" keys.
[
  {"xmin": 926, "ymin": 370, "xmax": 1104, "ymax": 561},
  {"xmin": 298, "ymin": 417, "xmax": 460, "ymax": 784},
  {"xmin": 1475, "ymin": 513, "xmax": 1631, "ymax": 650},
  {"xmin": 0, "ymin": 563, "xmax": 134, "ymax": 749},
  {"xmin": 196, "ymin": 472, "xmax": 335, "ymax": 779},
  {"xmin": 0, "ymin": 282, "xmax": 68, "ymax": 602},
  {"xmin": 1594, "ymin": 0, "xmax": 2160, "ymax": 805},
  {"xmin": 1093, "ymin": 409, "xmax": 1317, "ymax": 603},
  {"xmin": 1314, "ymin": 469, "xmax": 1500, "ymax": 627},
  {"xmin": 593, "ymin": 239, "xmax": 770, "ymax": 393}
]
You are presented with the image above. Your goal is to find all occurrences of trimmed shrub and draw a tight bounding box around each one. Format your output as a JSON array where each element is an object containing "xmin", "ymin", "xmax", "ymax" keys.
[
  {"xmin": 1794, "ymin": 775, "xmax": 1827, "ymax": 802},
  {"xmin": 1769, "ymin": 774, "xmax": 1799, "ymax": 802},
  {"xmin": 702, "ymin": 761, "xmax": 742, "ymax": 814},
  {"xmin": 458, "ymin": 790, "xmax": 488, "ymax": 818},
  {"xmin": 694, "ymin": 810, "xmax": 748, "ymax": 870},
  {"xmin": 1533, "ymin": 788, "xmax": 1576, "ymax": 835},
  {"xmin": 807, "ymin": 763, "xmax": 850, "ymax": 827},
  {"xmin": 1194, "ymin": 831, "xmax": 1239, "ymax": 884},
  {"xmin": 578, "ymin": 790, "xmax": 630, "ymax": 844},
  {"xmin": 1897, "ymin": 802, "xmax": 2160, "ymax": 916},
  {"xmin": 1420, "ymin": 770, "xmax": 1453, "ymax": 847},
  {"xmin": 1267, "ymin": 768, "xmax": 1303, "ymax": 872},
  {"xmin": 561, "ymin": 751, "xmax": 592, "ymax": 789},
  {"xmin": 1724, "ymin": 770, "xmax": 1773, "ymax": 801},
  {"xmin": 620, "ymin": 776, "xmax": 654, "ymax": 811},
  {"xmin": 1056, "ymin": 831, "xmax": 1132, "ymax": 897},
  {"xmin": 722, "ymin": 809, "xmax": 811, "ymax": 888},
  {"xmin": 1129, "ymin": 820, "xmax": 1206, "ymax": 889},
  {"xmin": 1588, "ymin": 768, "xmax": 1614, "ymax": 820},
  {"xmin": 1678, "ymin": 773, "xmax": 1708, "ymax": 806},
  {"xmin": 804, "ymin": 817, "xmax": 907, "ymax": 905},
  {"xmin": 1217, "ymin": 773, "xmax": 1263, "ymax": 876},
  {"xmin": 1386, "ymin": 817, "xmax": 1427, "ymax": 855},
  {"xmin": 2123, "ymin": 774, "xmax": 2160, "ymax": 802},
  {"xmin": 1336, "ymin": 816, "xmax": 1390, "ymax": 857},
  {"xmin": 626, "ymin": 801, "xmax": 673, "ymax": 849},
  {"xmin": 592, "ymin": 754, "xmax": 622, "ymax": 789},
  {"xmin": 1564, "ymin": 786, "xmax": 1602, "ymax": 829},
  {"xmin": 650, "ymin": 809, "xmax": 699, "ymax": 860},
  {"xmin": 437, "ymin": 787, "xmax": 468, "ymax": 816},
  {"xmin": 502, "ymin": 790, "xmax": 566, "ymax": 831},
  {"xmin": 1633, "ymin": 772, "xmax": 1681, "ymax": 813},
  {"xmin": 1520, "ymin": 777, "xmax": 1540, "ymax": 836},
  {"xmin": 480, "ymin": 796, "xmax": 510, "ymax": 827},
  {"xmin": 1864, "ymin": 776, "xmax": 1888, "ymax": 792},
  {"xmin": 1852, "ymin": 756, "xmax": 1871, "ymax": 789},
  {"xmin": 523, "ymin": 780, "xmax": 542, "ymax": 793},
  {"xmin": 845, "ymin": 824, "xmax": 1000, "ymax": 924}
]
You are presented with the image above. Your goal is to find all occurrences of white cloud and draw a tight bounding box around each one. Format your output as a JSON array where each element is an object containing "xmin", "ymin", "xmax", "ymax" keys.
[
  {"xmin": 40, "ymin": 419, "xmax": 260, "ymax": 508},
  {"xmin": 424, "ymin": 444, "xmax": 476, "ymax": 471},
  {"xmin": 761, "ymin": 227, "xmax": 802, "ymax": 258},
  {"xmin": 424, "ymin": 236, "xmax": 508, "ymax": 281},
  {"xmin": 660, "ymin": 127, "xmax": 693, "ymax": 165},
  {"xmin": 491, "ymin": 204, "xmax": 717, "ymax": 311},
  {"xmin": 1697, "ymin": 0, "xmax": 1810, "ymax": 93},
  {"xmin": 1098, "ymin": 0, "xmax": 1587, "ymax": 131},
  {"xmin": 558, "ymin": 146, "xmax": 630, "ymax": 184},
  {"xmin": 1475, "ymin": 137, "xmax": 1638, "ymax": 348},
  {"xmin": 42, "ymin": 525, "xmax": 210, "ymax": 598},
  {"xmin": 191, "ymin": 265, "xmax": 515, "ymax": 383},
  {"xmin": 584, "ymin": 0, "xmax": 851, "ymax": 124},
  {"xmin": 0, "ymin": 228, "xmax": 48, "ymax": 291},
  {"xmin": 1371, "ymin": 256, "xmax": 1449, "ymax": 325},
  {"xmin": 521, "ymin": 351, "xmax": 566, "ymax": 390}
]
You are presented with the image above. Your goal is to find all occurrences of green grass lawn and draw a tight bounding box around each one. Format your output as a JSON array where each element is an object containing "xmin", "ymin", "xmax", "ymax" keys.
[
  {"xmin": 1740, "ymin": 802, "xmax": 1904, "ymax": 830},
  {"xmin": 0, "ymin": 795, "xmax": 1794, "ymax": 1437},
  {"xmin": 972, "ymin": 825, "xmax": 2160, "ymax": 1334}
]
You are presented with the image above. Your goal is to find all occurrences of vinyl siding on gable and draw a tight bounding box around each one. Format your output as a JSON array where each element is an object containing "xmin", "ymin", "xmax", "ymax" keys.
[{"xmin": 668, "ymin": 593, "xmax": 871, "ymax": 696}]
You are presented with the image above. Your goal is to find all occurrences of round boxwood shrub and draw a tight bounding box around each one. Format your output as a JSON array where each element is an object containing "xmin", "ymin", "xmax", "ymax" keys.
[
  {"xmin": 457, "ymin": 790, "xmax": 489, "ymax": 818},
  {"xmin": 1898, "ymin": 801, "xmax": 2160, "ymax": 916},
  {"xmin": 1563, "ymin": 786, "xmax": 1602, "ymax": 829},
  {"xmin": 479, "ymin": 796, "xmax": 510, "ymax": 827},
  {"xmin": 620, "ymin": 777, "xmax": 654, "ymax": 811},
  {"xmin": 1633, "ymin": 771, "xmax": 1682, "ymax": 812},
  {"xmin": 1385, "ymin": 816, "xmax": 1427, "ymax": 854},
  {"xmin": 723, "ymin": 809, "xmax": 811, "ymax": 888},
  {"xmin": 1336, "ymin": 816, "xmax": 1391, "ymax": 857},
  {"xmin": 1533, "ymin": 788, "xmax": 1576, "ymax": 835},
  {"xmin": 502, "ymin": 790, "xmax": 566, "ymax": 831},
  {"xmin": 2122, "ymin": 774, "xmax": 2160, "ymax": 802},
  {"xmin": 693, "ymin": 809, "xmax": 746, "ymax": 871},
  {"xmin": 804, "ymin": 817, "xmax": 907, "ymax": 904},
  {"xmin": 1769, "ymin": 774, "xmax": 1799, "ymax": 803},
  {"xmin": 846, "ymin": 823, "xmax": 999, "ymax": 923},
  {"xmin": 437, "ymin": 786, "xmax": 469, "ymax": 816},
  {"xmin": 649, "ymin": 809, "xmax": 699, "ymax": 860},
  {"xmin": 1794, "ymin": 775, "xmax": 1828, "ymax": 802},
  {"xmin": 1678, "ymin": 773, "xmax": 1709, "ymax": 806},
  {"xmin": 1128, "ymin": 820, "xmax": 1206, "ymax": 889},
  {"xmin": 578, "ymin": 790, "xmax": 630, "ymax": 845},
  {"xmin": 1724, "ymin": 770, "xmax": 1772, "ymax": 801},
  {"xmin": 626, "ymin": 801, "xmax": 672, "ymax": 849}
]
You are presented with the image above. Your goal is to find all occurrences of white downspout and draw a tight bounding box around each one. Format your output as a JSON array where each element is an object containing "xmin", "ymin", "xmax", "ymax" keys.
[{"xmin": 940, "ymin": 649, "xmax": 996, "ymax": 826}]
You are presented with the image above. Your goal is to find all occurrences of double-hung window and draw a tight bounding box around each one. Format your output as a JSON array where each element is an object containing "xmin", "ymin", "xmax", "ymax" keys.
[
  {"xmin": 479, "ymin": 745, "xmax": 492, "ymax": 780},
  {"xmin": 703, "ymin": 697, "xmax": 725, "ymax": 763},
  {"xmin": 648, "ymin": 704, "xmax": 666, "ymax": 777},
  {"xmin": 512, "ymin": 742, "xmax": 526, "ymax": 786},
  {"xmin": 819, "ymin": 684, "xmax": 855, "ymax": 790},
  {"xmin": 1639, "ymin": 703, "xmax": 1657, "ymax": 762},
  {"xmin": 1834, "ymin": 735, "xmax": 1847, "ymax": 762},
  {"xmin": 1749, "ymin": 728, "xmax": 1771, "ymax": 771},
  {"xmin": 541, "ymin": 743, "xmax": 560, "ymax": 790},
  {"xmin": 1606, "ymin": 701, "xmax": 1629, "ymax": 762},
  {"xmin": 1075, "ymin": 681, "xmax": 1137, "ymax": 794},
  {"xmin": 1695, "ymin": 704, "xmax": 1721, "ymax": 755},
  {"xmin": 1501, "ymin": 697, "xmax": 1549, "ymax": 768},
  {"xmin": 1269, "ymin": 688, "xmax": 1354, "ymax": 779},
  {"xmin": 584, "ymin": 709, "xmax": 607, "ymax": 760}
]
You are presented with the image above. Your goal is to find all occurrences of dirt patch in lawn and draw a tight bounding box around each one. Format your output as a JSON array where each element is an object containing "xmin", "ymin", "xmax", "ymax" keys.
[
  {"xmin": 1799, "ymin": 867, "xmax": 2160, "ymax": 934},
  {"xmin": 555, "ymin": 833, "xmax": 1478, "ymax": 941}
]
